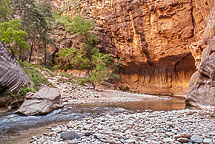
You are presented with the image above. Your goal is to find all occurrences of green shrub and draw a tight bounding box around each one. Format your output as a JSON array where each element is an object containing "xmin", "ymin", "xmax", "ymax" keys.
[
  {"xmin": 54, "ymin": 15, "xmax": 121, "ymax": 88},
  {"xmin": 20, "ymin": 62, "xmax": 49, "ymax": 91},
  {"xmin": 77, "ymin": 77, "xmax": 88, "ymax": 85},
  {"xmin": 60, "ymin": 72, "xmax": 72, "ymax": 78},
  {"xmin": 35, "ymin": 64, "xmax": 55, "ymax": 77}
]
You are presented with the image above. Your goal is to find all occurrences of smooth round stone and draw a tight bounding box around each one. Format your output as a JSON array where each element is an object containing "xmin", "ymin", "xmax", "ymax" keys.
[
  {"xmin": 203, "ymin": 138, "xmax": 212, "ymax": 144},
  {"xmin": 85, "ymin": 132, "xmax": 93, "ymax": 136},
  {"xmin": 148, "ymin": 129, "xmax": 156, "ymax": 133},
  {"xmin": 177, "ymin": 138, "xmax": 190, "ymax": 143},
  {"xmin": 166, "ymin": 132, "xmax": 174, "ymax": 136},
  {"xmin": 209, "ymin": 133, "xmax": 215, "ymax": 136},
  {"xmin": 94, "ymin": 133, "xmax": 103, "ymax": 139},
  {"xmin": 125, "ymin": 138, "xmax": 136, "ymax": 143},
  {"xmin": 67, "ymin": 139, "xmax": 78, "ymax": 144},
  {"xmin": 60, "ymin": 131, "xmax": 80, "ymax": 140},
  {"xmin": 172, "ymin": 129, "xmax": 177, "ymax": 133},
  {"xmin": 163, "ymin": 138, "xmax": 174, "ymax": 143},
  {"xmin": 190, "ymin": 135, "xmax": 203, "ymax": 143}
]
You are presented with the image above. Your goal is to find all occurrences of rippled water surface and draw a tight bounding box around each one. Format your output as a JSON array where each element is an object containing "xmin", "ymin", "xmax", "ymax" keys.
[{"xmin": 0, "ymin": 96, "xmax": 185, "ymax": 143}]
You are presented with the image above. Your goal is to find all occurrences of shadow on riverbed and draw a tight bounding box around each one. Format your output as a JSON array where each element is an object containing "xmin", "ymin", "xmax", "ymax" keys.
[{"xmin": 0, "ymin": 97, "xmax": 185, "ymax": 143}]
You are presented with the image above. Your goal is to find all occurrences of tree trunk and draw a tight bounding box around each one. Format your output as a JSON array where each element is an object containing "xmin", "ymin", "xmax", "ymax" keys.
[
  {"xmin": 29, "ymin": 34, "xmax": 35, "ymax": 63},
  {"xmin": 51, "ymin": 48, "xmax": 58, "ymax": 65},
  {"xmin": 44, "ymin": 41, "xmax": 47, "ymax": 65}
]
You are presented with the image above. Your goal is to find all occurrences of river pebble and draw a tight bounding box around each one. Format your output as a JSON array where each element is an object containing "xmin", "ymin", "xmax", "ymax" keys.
[
  {"xmin": 46, "ymin": 75, "xmax": 168, "ymax": 105},
  {"xmin": 60, "ymin": 131, "xmax": 80, "ymax": 140},
  {"xmin": 29, "ymin": 109, "xmax": 215, "ymax": 144},
  {"xmin": 190, "ymin": 135, "xmax": 203, "ymax": 143}
]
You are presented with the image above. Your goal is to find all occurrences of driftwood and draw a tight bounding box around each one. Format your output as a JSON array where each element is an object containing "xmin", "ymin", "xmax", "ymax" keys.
[{"xmin": 0, "ymin": 42, "xmax": 30, "ymax": 91}]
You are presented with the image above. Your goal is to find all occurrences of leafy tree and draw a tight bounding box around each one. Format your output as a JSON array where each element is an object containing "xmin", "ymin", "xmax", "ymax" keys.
[
  {"xmin": 0, "ymin": 0, "xmax": 54, "ymax": 96},
  {"xmin": 0, "ymin": 19, "xmax": 29, "ymax": 59},
  {"xmin": 57, "ymin": 46, "xmax": 114, "ymax": 88},
  {"xmin": 0, "ymin": 0, "xmax": 54, "ymax": 63},
  {"xmin": 10, "ymin": 0, "xmax": 54, "ymax": 64}
]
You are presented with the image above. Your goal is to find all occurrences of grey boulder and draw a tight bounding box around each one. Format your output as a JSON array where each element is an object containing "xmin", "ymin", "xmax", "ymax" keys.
[
  {"xmin": 16, "ymin": 87, "xmax": 63, "ymax": 115},
  {"xmin": 60, "ymin": 131, "xmax": 80, "ymax": 140}
]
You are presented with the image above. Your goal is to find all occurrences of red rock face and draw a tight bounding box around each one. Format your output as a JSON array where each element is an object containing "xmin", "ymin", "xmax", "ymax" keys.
[
  {"xmin": 51, "ymin": 0, "xmax": 211, "ymax": 96},
  {"xmin": 88, "ymin": 0, "xmax": 209, "ymax": 96},
  {"xmin": 186, "ymin": 0, "xmax": 215, "ymax": 109}
]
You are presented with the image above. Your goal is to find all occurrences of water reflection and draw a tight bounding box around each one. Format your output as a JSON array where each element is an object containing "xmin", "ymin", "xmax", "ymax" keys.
[
  {"xmin": 77, "ymin": 97, "xmax": 185, "ymax": 112},
  {"xmin": 0, "ymin": 96, "xmax": 185, "ymax": 142}
]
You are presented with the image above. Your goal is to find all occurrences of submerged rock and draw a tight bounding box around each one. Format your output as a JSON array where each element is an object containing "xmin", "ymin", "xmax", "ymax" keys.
[{"xmin": 16, "ymin": 87, "xmax": 62, "ymax": 115}]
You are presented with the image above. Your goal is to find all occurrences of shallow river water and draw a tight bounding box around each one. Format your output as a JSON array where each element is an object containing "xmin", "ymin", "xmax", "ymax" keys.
[{"xmin": 0, "ymin": 97, "xmax": 185, "ymax": 144}]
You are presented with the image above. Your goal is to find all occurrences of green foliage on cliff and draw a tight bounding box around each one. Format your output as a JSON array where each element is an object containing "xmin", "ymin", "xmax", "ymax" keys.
[
  {"xmin": 57, "ymin": 46, "xmax": 114, "ymax": 87},
  {"xmin": 67, "ymin": 15, "xmax": 95, "ymax": 35},
  {"xmin": 55, "ymin": 15, "xmax": 117, "ymax": 88},
  {"xmin": 11, "ymin": 0, "xmax": 54, "ymax": 64},
  {"xmin": 20, "ymin": 62, "xmax": 50, "ymax": 91},
  {"xmin": 0, "ymin": 0, "xmax": 54, "ymax": 96}
]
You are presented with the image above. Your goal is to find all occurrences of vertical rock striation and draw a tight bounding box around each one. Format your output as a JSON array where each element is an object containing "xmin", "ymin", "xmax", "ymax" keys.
[
  {"xmin": 186, "ymin": 0, "xmax": 215, "ymax": 109},
  {"xmin": 0, "ymin": 42, "xmax": 30, "ymax": 91}
]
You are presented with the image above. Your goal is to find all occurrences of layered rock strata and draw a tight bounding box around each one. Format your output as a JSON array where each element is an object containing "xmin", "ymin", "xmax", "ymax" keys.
[
  {"xmin": 0, "ymin": 42, "xmax": 30, "ymax": 91},
  {"xmin": 186, "ymin": 0, "xmax": 215, "ymax": 109},
  {"xmin": 50, "ymin": 0, "xmax": 211, "ymax": 96}
]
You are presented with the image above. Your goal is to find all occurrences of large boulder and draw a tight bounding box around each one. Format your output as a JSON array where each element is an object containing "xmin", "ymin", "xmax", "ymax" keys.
[{"xmin": 16, "ymin": 87, "xmax": 63, "ymax": 115}]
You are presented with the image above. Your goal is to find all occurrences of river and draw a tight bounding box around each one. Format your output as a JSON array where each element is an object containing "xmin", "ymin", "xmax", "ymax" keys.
[{"xmin": 0, "ymin": 97, "xmax": 185, "ymax": 144}]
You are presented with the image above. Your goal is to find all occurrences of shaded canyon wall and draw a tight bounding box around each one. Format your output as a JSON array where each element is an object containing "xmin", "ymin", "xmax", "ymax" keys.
[
  {"xmin": 186, "ymin": 0, "xmax": 215, "ymax": 109},
  {"xmin": 51, "ymin": 0, "xmax": 210, "ymax": 96}
]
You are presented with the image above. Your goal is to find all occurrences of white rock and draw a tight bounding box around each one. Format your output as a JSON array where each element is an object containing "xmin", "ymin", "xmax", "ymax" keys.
[
  {"xmin": 203, "ymin": 138, "xmax": 212, "ymax": 144},
  {"xmin": 163, "ymin": 138, "xmax": 174, "ymax": 143}
]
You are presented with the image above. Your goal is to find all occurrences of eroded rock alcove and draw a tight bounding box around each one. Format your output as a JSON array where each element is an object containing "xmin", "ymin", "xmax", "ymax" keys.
[{"xmin": 50, "ymin": 0, "xmax": 211, "ymax": 96}]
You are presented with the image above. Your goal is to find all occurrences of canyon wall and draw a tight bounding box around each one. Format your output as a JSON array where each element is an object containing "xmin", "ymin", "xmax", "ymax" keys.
[
  {"xmin": 186, "ymin": 0, "xmax": 215, "ymax": 108},
  {"xmin": 52, "ymin": 0, "xmax": 210, "ymax": 96}
]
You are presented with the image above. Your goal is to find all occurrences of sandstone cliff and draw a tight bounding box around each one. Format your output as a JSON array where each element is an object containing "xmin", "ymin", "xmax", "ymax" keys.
[
  {"xmin": 186, "ymin": 0, "xmax": 215, "ymax": 109},
  {"xmin": 51, "ymin": 0, "xmax": 211, "ymax": 96},
  {"xmin": 0, "ymin": 42, "xmax": 30, "ymax": 92}
]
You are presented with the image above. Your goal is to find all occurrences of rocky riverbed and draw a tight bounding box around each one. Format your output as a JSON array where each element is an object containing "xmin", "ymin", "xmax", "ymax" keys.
[
  {"xmin": 29, "ymin": 109, "xmax": 215, "ymax": 144},
  {"xmin": 1, "ymin": 74, "xmax": 213, "ymax": 144},
  {"xmin": 46, "ymin": 75, "xmax": 170, "ymax": 105}
]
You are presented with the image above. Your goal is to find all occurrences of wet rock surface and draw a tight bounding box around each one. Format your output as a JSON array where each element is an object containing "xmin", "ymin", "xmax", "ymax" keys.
[
  {"xmin": 16, "ymin": 87, "xmax": 62, "ymax": 115},
  {"xmin": 29, "ymin": 109, "xmax": 215, "ymax": 144}
]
